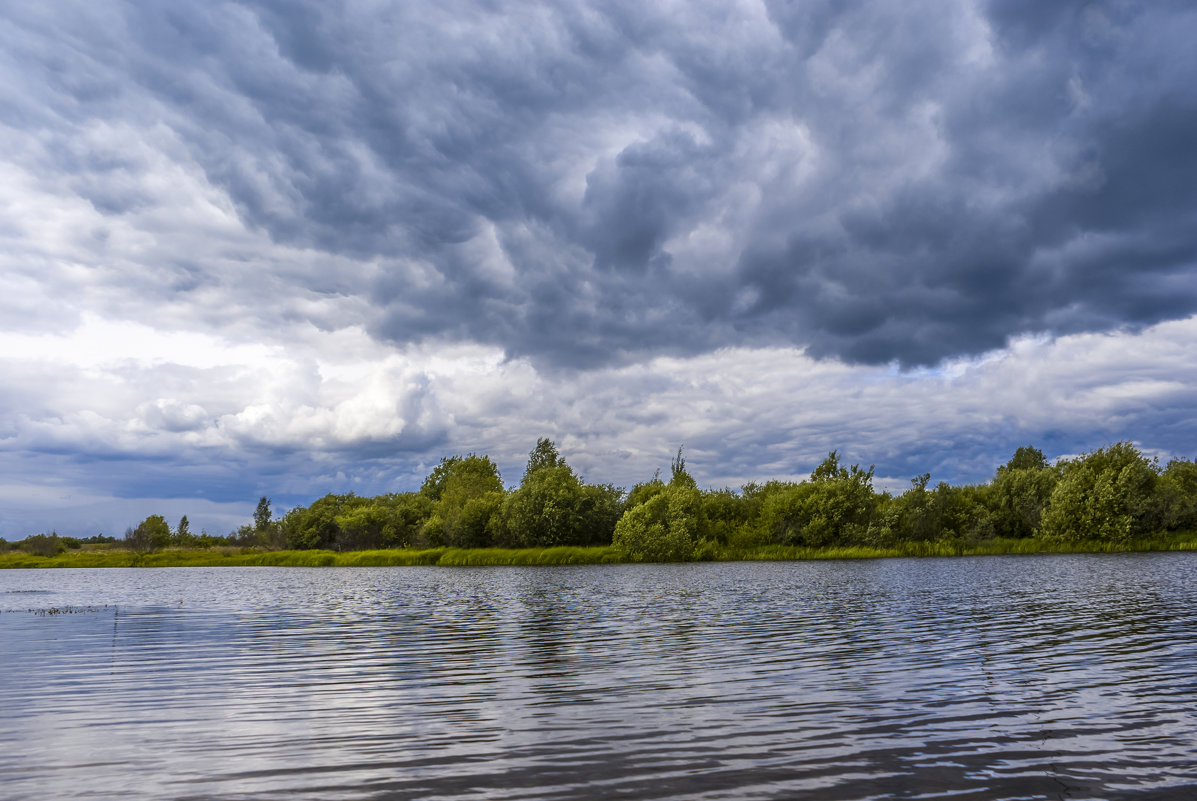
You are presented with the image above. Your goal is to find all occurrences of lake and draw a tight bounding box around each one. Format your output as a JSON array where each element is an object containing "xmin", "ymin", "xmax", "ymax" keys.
[{"xmin": 2, "ymin": 554, "xmax": 1195, "ymax": 800}]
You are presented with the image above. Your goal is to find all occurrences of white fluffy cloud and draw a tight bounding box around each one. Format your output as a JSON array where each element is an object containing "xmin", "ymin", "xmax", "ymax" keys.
[
  {"xmin": 4, "ymin": 308, "xmax": 1196, "ymax": 536},
  {"xmin": 1, "ymin": 1, "xmax": 1196, "ymax": 537}
]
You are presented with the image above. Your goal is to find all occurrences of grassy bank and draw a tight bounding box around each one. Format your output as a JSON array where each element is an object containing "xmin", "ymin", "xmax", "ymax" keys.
[
  {"xmin": 2, "ymin": 533, "xmax": 1196, "ymax": 569},
  {"xmin": 0, "ymin": 545, "xmax": 625, "ymax": 569}
]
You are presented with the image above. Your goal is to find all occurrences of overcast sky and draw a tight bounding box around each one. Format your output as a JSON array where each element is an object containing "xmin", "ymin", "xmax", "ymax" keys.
[{"xmin": 2, "ymin": 0, "xmax": 1196, "ymax": 538}]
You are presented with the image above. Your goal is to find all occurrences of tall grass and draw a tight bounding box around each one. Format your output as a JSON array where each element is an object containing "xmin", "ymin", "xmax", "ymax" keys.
[
  {"xmin": 1, "ymin": 534, "xmax": 1194, "ymax": 569},
  {"xmin": 711, "ymin": 533, "xmax": 1197, "ymax": 562},
  {"xmin": 0, "ymin": 545, "xmax": 624, "ymax": 569},
  {"xmin": 435, "ymin": 546, "xmax": 624, "ymax": 566}
]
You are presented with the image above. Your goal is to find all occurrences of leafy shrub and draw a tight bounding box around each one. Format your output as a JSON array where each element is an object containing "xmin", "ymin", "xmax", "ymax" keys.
[
  {"xmin": 759, "ymin": 453, "xmax": 878, "ymax": 546},
  {"xmin": 613, "ymin": 484, "xmax": 700, "ymax": 562},
  {"xmin": 21, "ymin": 533, "xmax": 68, "ymax": 557},
  {"xmin": 1040, "ymin": 442, "xmax": 1161, "ymax": 543}
]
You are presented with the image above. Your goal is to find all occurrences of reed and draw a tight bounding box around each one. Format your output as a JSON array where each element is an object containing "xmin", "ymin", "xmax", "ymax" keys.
[
  {"xmin": 2, "ymin": 533, "xmax": 1194, "ymax": 569},
  {"xmin": 711, "ymin": 534, "xmax": 1197, "ymax": 562},
  {"xmin": 435, "ymin": 546, "xmax": 624, "ymax": 566}
]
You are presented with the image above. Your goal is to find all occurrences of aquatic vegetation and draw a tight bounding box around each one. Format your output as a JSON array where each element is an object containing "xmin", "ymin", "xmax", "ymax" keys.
[{"xmin": 2, "ymin": 534, "xmax": 1194, "ymax": 569}]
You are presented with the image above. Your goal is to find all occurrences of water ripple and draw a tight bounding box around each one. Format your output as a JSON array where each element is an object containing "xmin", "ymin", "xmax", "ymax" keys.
[{"xmin": 2, "ymin": 554, "xmax": 1196, "ymax": 800}]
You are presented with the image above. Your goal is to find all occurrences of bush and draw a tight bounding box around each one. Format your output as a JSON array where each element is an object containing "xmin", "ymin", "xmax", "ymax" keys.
[
  {"xmin": 503, "ymin": 465, "xmax": 587, "ymax": 547},
  {"xmin": 1040, "ymin": 442, "xmax": 1161, "ymax": 543},
  {"xmin": 1159, "ymin": 459, "xmax": 1197, "ymax": 532},
  {"xmin": 21, "ymin": 533, "xmax": 68, "ymax": 557},
  {"xmin": 758, "ymin": 453, "xmax": 878, "ymax": 547},
  {"xmin": 988, "ymin": 446, "xmax": 1057, "ymax": 538},
  {"xmin": 613, "ymin": 484, "xmax": 700, "ymax": 562},
  {"xmin": 124, "ymin": 515, "xmax": 171, "ymax": 552}
]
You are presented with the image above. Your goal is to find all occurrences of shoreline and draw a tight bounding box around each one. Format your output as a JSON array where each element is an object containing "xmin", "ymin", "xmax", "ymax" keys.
[{"xmin": 2, "ymin": 534, "xmax": 1195, "ymax": 569}]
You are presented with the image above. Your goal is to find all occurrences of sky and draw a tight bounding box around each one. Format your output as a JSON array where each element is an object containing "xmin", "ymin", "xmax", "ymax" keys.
[{"xmin": 2, "ymin": 0, "xmax": 1196, "ymax": 538}]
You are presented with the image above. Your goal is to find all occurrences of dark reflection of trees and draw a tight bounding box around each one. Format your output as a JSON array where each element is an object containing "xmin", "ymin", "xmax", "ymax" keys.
[{"xmin": 512, "ymin": 572, "xmax": 581, "ymax": 699}]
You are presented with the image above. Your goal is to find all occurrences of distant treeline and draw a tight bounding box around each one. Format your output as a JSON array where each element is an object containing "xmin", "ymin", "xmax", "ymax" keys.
[{"xmin": 6, "ymin": 440, "xmax": 1197, "ymax": 561}]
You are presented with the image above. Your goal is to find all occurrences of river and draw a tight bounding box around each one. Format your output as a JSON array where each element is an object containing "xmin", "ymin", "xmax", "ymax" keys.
[{"xmin": 2, "ymin": 553, "xmax": 1195, "ymax": 800}]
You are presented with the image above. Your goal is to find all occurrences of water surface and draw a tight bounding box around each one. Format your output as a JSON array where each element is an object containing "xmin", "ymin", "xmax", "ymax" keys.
[{"xmin": 2, "ymin": 554, "xmax": 1195, "ymax": 799}]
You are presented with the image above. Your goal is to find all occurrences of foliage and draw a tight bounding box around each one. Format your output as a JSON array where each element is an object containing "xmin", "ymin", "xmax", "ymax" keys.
[
  {"xmin": 1002, "ymin": 445, "xmax": 1049, "ymax": 472},
  {"xmin": 19, "ymin": 533, "xmax": 69, "ymax": 557},
  {"xmin": 1159, "ymin": 458, "xmax": 1197, "ymax": 532},
  {"xmin": 14, "ymin": 533, "xmax": 1197, "ymax": 570},
  {"xmin": 82, "ymin": 438, "xmax": 1197, "ymax": 559},
  {"xmin": 427, "ymin": 454, "xmax": 505, "ymax": 548},
  {"xmin": 613, "ymin": 483, "xmax": 701, "ymax": 562},
  {"xmin": 1039, "ymin": 442, "xmax": 1161, "ymax": 543},
  {"xmin": 504, "ymin": 464, "xmax": 585, "ymax": 547},
  {"xmin": 502, "ymin": 441, "xmax": 622, "ymax": 547},
  {"xmin": 577, "ymin": 483, "xmax": 623, "ymax": 545},
  {"xmin": 701, "ymin": 488, "xmax": 752, "ymax": 546},
  {"xmin": 670, "ymin": 446, "xmax": 697, "ymax": 489},
  {"xmin": 283, "ymin": 494, "xmax": 356, "ymax": 550},
  {"xmin": 758, "ymin": 453, "xmax": 878, "ymax": 547},
  {"xmin": 625, "ymin": 475, "xmax": 666, "ymax": 510},
  {"xmin": 334, "ymin": 492, "xmax": 432, "ymax": 550},
  {"xmin": 878, "ymin": 477, "xmax": 994, "ymax": 546},
  {"xmin": 523, "ymin": 437, "xmax": 566, "ymax": 481},
  {"xmin": 253, "ymin": 498, "xmax": 271, "ymax": 533},
  {"xmin": 420, "ymin": 456, "xmax": 465, "ymax": 502},
  {"xmin": 989, "ymin": 451, "xmax": 1057, "ymax": 538},
  {"xmin": 125, "ymin": 514, "xmax": 171, "ymax": 552}
]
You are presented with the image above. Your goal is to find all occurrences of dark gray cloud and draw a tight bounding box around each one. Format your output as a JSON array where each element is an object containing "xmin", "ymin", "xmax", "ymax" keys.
[
  {"xmin": 7, "ymin": 0, "xmax": 1197, "ymax": 540},
  {"xmin": 6, "ymin": 0, "xmax": 1196, "ymax": 368}
]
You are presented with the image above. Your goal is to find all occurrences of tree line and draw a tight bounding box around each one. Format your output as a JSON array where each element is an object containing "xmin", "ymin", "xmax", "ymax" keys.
[
  {"xmin": 5, "ymin": 439, "xmax": 1195, "ymax": 560},
  {"xmin": 138, "ymin": 439, "xmax": 1197, "ymax": 560}
]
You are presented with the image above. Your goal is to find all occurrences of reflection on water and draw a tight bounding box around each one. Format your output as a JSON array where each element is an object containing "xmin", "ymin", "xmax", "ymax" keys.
[{"xmin": 2, "ymin": 554, "xmax": 1196, "ymax": 800}]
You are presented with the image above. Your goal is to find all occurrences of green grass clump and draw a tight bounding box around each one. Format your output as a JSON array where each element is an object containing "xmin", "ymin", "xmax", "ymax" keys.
[
  {"xmin": 435, "ymin": 546, "xmax": 623, "ymax": 566},
  {"xmin": 705, "ymin": 533, "xmax": 1197, "ymax": 562},
  {"xmin": 1, "ymin": 533, "xmax": 1194, "ymax": 569},
  {"xmin": 0, "ymin": 545, "xmax": 626, "ymax": 569}
]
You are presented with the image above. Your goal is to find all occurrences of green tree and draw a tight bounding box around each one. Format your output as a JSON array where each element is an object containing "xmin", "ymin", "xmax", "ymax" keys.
[
  {"xmin": 329, "ymin": 495, "xmax": 376, "ymax": 550},
  {"xmin": 930, "ymin": 482, "xmax": 995, "ymax": 542},
  {"xmin": 613, "ymin": 483, "xmax": 701, "ymax": 562},
  {"xmin": 448, "ymin": 491, "xmax": 505, "ymax": 548},
  {"xmin": 758, "ymin": 453, "xmax": 879, "ymax": 547},
  {"xmin": 176, "ymin": 515, "xmax": 192, "ymax": 541},
  {"xmin": 503, "ymin": 441, "xmax": 620, "ymax": 547},
  {"xmin": 888, "ymin": 473, "xmax": 937, "ymax": 543},
  {"xmin": 523, "ymin": 438, "xmax": 566, "ymax": 481},
  {"xmin": 1003, "ymin": 445, "xmax": 1049, "ymax": 472},
  {"xmin": 989, "ymin": 448, "xmax": 1057, "ymax": 538},
  {"xmin": 1159, "ymin": 458, "xmax": 1197, "ymax": 532},
  {"xmin": 420, "ymin": 457, "xmax": 462, "ymax": 502},
  {"xmin": 173, "ymin": 514, "xmax": 197, "ymax": 548},
  {"xmin": 21, "ymin": 533, "xmax": 67, "ymax": 557},
  {"xmin": 1039, "ymin": 442, "xmax": 1161, "ymax": 543},
  {"xmin": 283, "ymin": 494, "xmax": 356, "ymax": 550},
  {"xmin": 670, "ymin": 446, "xmax": 697, "ymax": 490},
  {"xmin": 625, "ymin": 471, "xmax": 666, "ymax": 510},
  {"xmin": 504, "ymin": 464, "xmax": 585, "ymax": 547},
  {"xmin": 577, "ymin": 483, "xmax": 623, "ymax": 545},
  {"xmin": 424, "ymin": 454, "xmax": 505, "ymax": 548},
  {"xmin": 700, "ymin": 488, "xmax": 752, "ymax": 546},
  {"xmin": 254, "ymin": 497, "xmax": 272, "ymax": 532},
  {"xmin": 126, "ymin": 514, "xmax": 171, "ymax": 552}
]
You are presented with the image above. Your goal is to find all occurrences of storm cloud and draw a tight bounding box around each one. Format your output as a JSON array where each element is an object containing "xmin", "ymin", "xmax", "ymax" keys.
[
  {"xmin": 2, "ymin": 0, "xmax": 1197, "ymax": 536},
  {"xmin": 5, "ymin": 0, "xmax": 1196, "ymax": 367}
]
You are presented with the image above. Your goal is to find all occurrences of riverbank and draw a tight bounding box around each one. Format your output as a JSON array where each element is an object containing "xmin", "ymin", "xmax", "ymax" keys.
[{"xmin": 2, "ymin": 533, "xmax": 1196, "ymax": 568}]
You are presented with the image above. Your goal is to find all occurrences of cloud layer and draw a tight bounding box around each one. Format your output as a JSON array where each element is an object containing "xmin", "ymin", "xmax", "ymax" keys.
[
  {"xmin": 4, "ymin": 315, "xmax": 1196, "ymax": 537},
  {"xmin": 2, "ymin": 0, "xmax": 1197, "ymax": 536},
  {"xmin": 7, "ymin": 1, "xmax": 1197, "ymax": 366}
]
